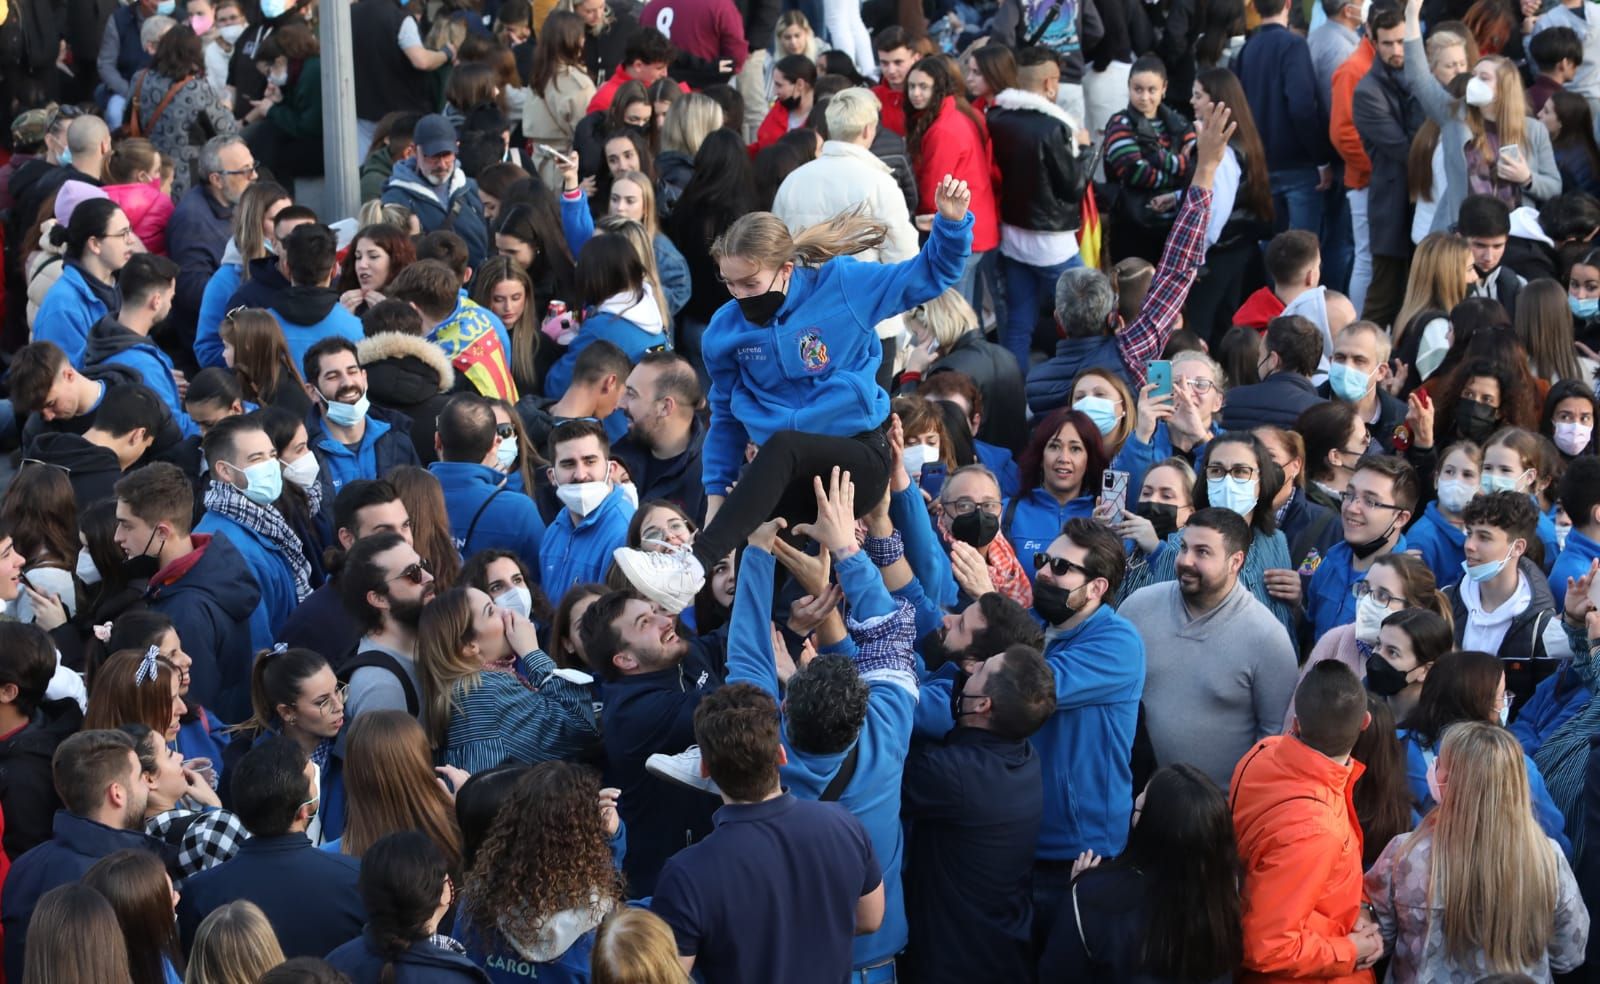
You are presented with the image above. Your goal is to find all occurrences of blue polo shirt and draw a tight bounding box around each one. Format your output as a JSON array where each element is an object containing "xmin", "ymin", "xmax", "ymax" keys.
[{"xmin": 652, "ymin": 793, "xmax": 882, "ymax": 984}]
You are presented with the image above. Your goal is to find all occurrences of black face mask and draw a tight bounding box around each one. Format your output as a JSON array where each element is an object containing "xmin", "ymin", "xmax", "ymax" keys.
[
  {"xmin": 950, "ymin": 669, "xmax": 983, "ymax": 722},
  {"xmin": 735, "ymin": 268, "xmax": 788, "ymax": 325},
  {"xmin": 778, "ymin": 94, "xmax": 803, "ymax": 111},
  {"xmin": 122, "ymin": 528, "xmax": 165, "ymax": 581},
  {"xmin": 1455, "ymin": 399, "xmax": 1500, "ymax": 444},
  {"xmin": 1365, "ymin": 652, "xmax": 1414, "ymax": 697},
  {"xmin": 1033, "ymin": 580, "xmax": 1079, "ymax": 626},
  {"xmin": 1133, "ymin": 500, "xmax": 1181, "ymax": 541},
  {"xmin": 1349, "ymin": 514, "xmax": 1399, "ymax": 560},
  {"xmin": 950, "ymin": 510, "xmax": 1000, "ymax": 549}
]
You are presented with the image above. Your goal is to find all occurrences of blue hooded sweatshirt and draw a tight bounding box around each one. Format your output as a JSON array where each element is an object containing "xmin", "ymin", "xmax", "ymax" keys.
[
  {"xmin": 539, "ymin": 485, "xmax": 634, "ymax": 594},
  {"xmin": 1307, "ymin": 535, "xmax": 1410, "ymax": 640},
  {"xmin": 82, "ymin": 315, "xmax": 201, "ymax": 437},
  {"xmin": 193, "ymin": 252, "xmax": 242, "ymax": 369},
  {"xmin": 195, "ymin": 505, "xmax": 301, "ymax": 655},
  {"xmin": 544, "ymin": 310, "xmax": 671, "ymax": 401},
  {"xmin": 34, "ymin": 261, "xmax": 116, "ymax": 367},
  {"xmin": 267, "ymin": 285, "xmax": 365, "ymax": 370},
  {"xmin": 304, "ymin": 403, "xmax": 420, "ymax": 494},
  {"xmin": 727, "ymin": 543, "xmax": 916, "ymax": 970},
  {"xmin": 1004, "ymin": 487, "xmax": 1096, "ymax": 581},
  {"xmin": 559, "ymin": 190, "xmax": 692, "ymax": 314},
  {"xmin": 1551, "ymin": 527, "xmax": 1600, "ymax": 610},
  {"xmin": 1407, "ymin": 502, "xmax": 1466, "ymax": 592},
  {"xmin": 428, "ymin": 461, "xmax": 546, "ymax": 573},
  {"xmin": 700, "ymin": 210, "xmax": 972, "ymax": 498},
  {"xmin": 1401, "ymin": 729, "xmax": 1571, "ymax": 856}
]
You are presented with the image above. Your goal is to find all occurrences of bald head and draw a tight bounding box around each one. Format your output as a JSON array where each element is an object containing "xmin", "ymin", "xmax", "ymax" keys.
[
  {"xmin": 1325, "ymin": 290, "xmax": 1357, "ymax": 336},
  {"xmin": 66, "ymin": 116, "xmax": 111, "ymax": 164}
]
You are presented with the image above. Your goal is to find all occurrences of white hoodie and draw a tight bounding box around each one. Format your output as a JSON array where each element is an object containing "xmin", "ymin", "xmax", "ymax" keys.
[{"xmin": 597, "ymin": 281, "xmax": 667, "ymax": 335}]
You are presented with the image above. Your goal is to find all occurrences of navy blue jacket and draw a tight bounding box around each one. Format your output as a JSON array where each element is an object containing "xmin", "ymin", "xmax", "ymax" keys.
[
  {"xmin": 381, "ymin": 160, "xmax": 490, "ymax": 270},
  {"xmin": 2, "ymin": 812, "xmax": 168, "ymax": 983},
  {"xmin": 146, "ymin": 532, "xmax": 264, "ymax": 723},
  {"xmin": 178, "ymin": 833, "xmax": 365, "ymax": 958},
  {"xmin": 168, "ymin": 184, "xmax": 234, "ymax": 326},
  {"xmin": 1025, "ymin": 335, "xmax": 1132, "ymax": 414},
  {"xmin": 1218, "ymin": 372, "xmax": 1327, "ymax": 433},
  {"xmin": 612, "ymin": 415, "xmax": 708, "ymax": 526},
  {"xmin": 901, "ymin": 729, "xmax": 1041, "ymax": 984},
  {"xmin": 428, "ymin": 461, "xmax": 546, "ymax": 574},
  {"xmin": 1235, "ymin": 23, "xmax": 1333, "ymax": 171},
  {"xmin": 305, "ymin": 403, "xmax": 421, "ymax": 496},
  {"xmin": 599, "ymin": 646, "xmax": 723, "ymax": 897},
  {"xmin": 276, "ymin": 580, "xmax": 364, "ymax": 667},
  {"xmin": 327, "ymin": 929, "xmax": 492, "ymax": 983}
]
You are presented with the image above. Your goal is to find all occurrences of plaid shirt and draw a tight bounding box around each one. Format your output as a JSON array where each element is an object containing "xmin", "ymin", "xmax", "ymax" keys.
[
  {"xmin": 1117, "ymin": 186, "xmax": 1213, "ymax": 389},
  {"xmin": 146, "ymin": 807, "xmax": 250, "ymax": 885}
]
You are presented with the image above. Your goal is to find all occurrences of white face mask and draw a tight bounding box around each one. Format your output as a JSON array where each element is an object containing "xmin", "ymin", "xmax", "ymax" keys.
[
  {"xmin": 619, "ymin": 481, "xmax": 639, "ymax": 510},
  {"xmin": 556, "ymin": 481, "xmax": 611, "ymax": 517},
  {"xmin": 495, "ymin": 434, "xmax": 519, "ymax": 471},
  {"xmin": 281, "ymin": 452, "xmax": 321, "ymax": 490},
  {"xmin": 1436, "ymin": 478, "xmax": 1479, "ymax": 514},
  {"xmin": 494, "ymin": 585, "xmax": 533, "ymax": 620},
  {"xmin": 1353, "ymin": 594, "xmax": 1389, "ymax": 645},
  {"xmin": 1425, "ymin": 755, "xmax": 1444, "ymax": 803},
  {"xmin": 1465, "ymin": 76, "xmax": 1496, "ymax": 107},
  {"xmin": 901, "ymin": 443, "xmax": 931, "ymax": 479},
  {"xmin": 75, "ymin": 547, "xmax": 102, "ymax": 586},
  {"xmin": 218, "ymin": 22, "xmax": 247, "ymax": 44}
]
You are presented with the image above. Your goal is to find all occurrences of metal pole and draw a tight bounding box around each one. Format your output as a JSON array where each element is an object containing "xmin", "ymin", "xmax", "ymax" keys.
[{"xmin": 319, "ymin": 0, "xmax": 360, "ymax": 220}]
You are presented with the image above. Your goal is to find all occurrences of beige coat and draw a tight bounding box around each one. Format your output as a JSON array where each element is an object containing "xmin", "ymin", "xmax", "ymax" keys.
[{"xmin": 523, "ymin": 64, "xmax": 597, "ymax": 188}]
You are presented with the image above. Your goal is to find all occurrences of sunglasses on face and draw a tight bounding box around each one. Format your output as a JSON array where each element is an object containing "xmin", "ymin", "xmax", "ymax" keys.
[
  {"xmin": 1034, "ymin": 553, "xmax": 1088, "ymax": 578},
  {"xmin": 386, "ymin": 558, "xmax": 433, "ymax": 585}
]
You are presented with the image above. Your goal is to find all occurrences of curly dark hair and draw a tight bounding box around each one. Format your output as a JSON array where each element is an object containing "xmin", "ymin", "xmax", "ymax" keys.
[
  {"xmin": 462, "ymin": 761, "xmax": 625, "ymax": 939},
  {"xmin": 1460, "ymin": 488, "xmax": 1539, "ymax": 542},
  {"xmin": 784, "ymin": 654, "xmax": 869, "ymax": 755}
]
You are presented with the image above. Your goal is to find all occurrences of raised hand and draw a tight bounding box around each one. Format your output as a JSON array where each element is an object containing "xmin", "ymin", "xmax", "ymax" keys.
[
  {"xmin": 949, "ymin": 540, "xmax": 997, "ymax": 598},
  {"xmin": 934, "ymin": 174, "xmax": 971, "ymax": 223},
  {"xmin": 1193, "ymin": 101, "xmax": 1236, "ymax": 176},
  {"xmin": 772, "ymin": 535, "xmax": 833, "ymax": 598},
  {"xmin": 748, "ymin": 517, "xmax": 788, "ymax": 554},
  {"xmin": 792, "ymin": 467, "xmax": 859, "ymax": 555},
  {"xmin": 1133, "ymin": 382, "xmax": 1174, "ymax": 444},
  {"xmin": 1565, "ymin": 558, "xmax": 1600, "ymax": 625},
  {"xmin": 788, "ymin": 585, "xmax": 843, "ymax": 637}
]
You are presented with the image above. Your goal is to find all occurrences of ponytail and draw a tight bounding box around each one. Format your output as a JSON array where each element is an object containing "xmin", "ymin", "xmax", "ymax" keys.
[
  {"xmin": 357, "ymin": 832, "xmax": 452, "ymax": 984},
  {"xmin": 712, "ymin": 207, "xmax": 888, "ymax": 270},
  {"xmin": 229, "ymin": 645, "xmax": 329, "ymax": 737}
]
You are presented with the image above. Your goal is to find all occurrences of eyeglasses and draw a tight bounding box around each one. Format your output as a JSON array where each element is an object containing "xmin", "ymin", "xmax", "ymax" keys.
[
  {"xmin": 1204, "ymin": 463, "xmax": 1257, "ymax": 482},
  {"xmin": 386, "ymin": 558, "xmax": 433, "ymax": 585},
  {"xmin": 97, "ymin": 226, "xmax": 137, "ymax": 243},
  {"xmin": 19, "ymin": 458, "xmax": 69, "ymax": 475},
  {"xmin": 1351, "ymin": 580, "xmax": 1404, "ymax": 608},
  {"xmin": 311, "ymin": 684, "xmax": 349, "ymax": 716},
  {"xmin": 642, "ymin": 517, "xmax": 693, "ymax": 542},
  {"xmin": 1176, "ymin": 376, "xmax": 1217, "ymax": 394},
  {"xmin": 1340, "ymin": 489, "xmax": 1402, "ymax": 512},
  {"xmin": 943, "ymin": 496, "xmax": 1002, "ymax": 517},
  {"xmin": 219, "ymin": 162, "xmax": 259, "ymax": 177},
  {"xmin": 1034, "ymin": 553, "xmax": 1088, "ymax": 579},
  {"xmin": 495, "ymin": 423, "xmax": 516, "ymax": 439}
]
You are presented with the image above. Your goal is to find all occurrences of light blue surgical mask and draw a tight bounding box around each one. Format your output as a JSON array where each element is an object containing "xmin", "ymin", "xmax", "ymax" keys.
[
  {"xmin": 260, "ymin": 0, "xmax": 290, "ymax": 18},
  {"xmin": 1571, "ymin": 295, "xmax": 1600, "ymax": 320},
  {"xmin": 496, "ymin": 433, "xmax": 519, "ymax": 470},
  {"xmin": 1072, "ymin": 396, "xmax": 1120, "ymax": 437},
  {"xmin": 58, "ymin": 147, "xmax": 72, "ymax": 166},
  {"xmin": 323, "ymin": 392, "xmax": 369, "ymax": 428},
  {"xmin": 155, "ymin": 0, "xmax": 176, "ymax": 14},
  {"xmin": 1327, "ymin": 361, "xmax": 1371, "ymax": 402},
  {"xmin": 1480, "ymin": 470, "xmax": 1528, "ymax": 495},
  {"xmin": 1206, "ymin": 475, "xmax": 1259, "ymax": 517},
  {"xmin": 1461, "ymin": 543, "xmax": 1518, "ymax": 583},
  {"xmin": 235, "ymin": 459, "xmax": 283, "ymax": 506}
]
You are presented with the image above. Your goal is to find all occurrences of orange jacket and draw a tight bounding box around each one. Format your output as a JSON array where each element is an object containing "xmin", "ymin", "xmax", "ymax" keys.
[
  {"xmin": 1230, "ymin": 736, "xmax": 1374, "ymax": 984},
  {"xmin": 1330, "ymin": 40, "xmax": 1374, "ymax": 189}
]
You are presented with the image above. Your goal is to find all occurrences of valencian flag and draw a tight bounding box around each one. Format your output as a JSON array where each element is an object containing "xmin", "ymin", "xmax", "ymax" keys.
[
  {"xmin": 1078, "ymin": 184, "xmax": 1104, "ymax": 270},
  {"xmin": 433, "ymin": 300, "xmax": 519, "ymax": 402}
]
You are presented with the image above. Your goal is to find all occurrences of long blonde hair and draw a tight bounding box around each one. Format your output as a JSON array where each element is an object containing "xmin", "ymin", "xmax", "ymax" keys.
[
  {"xmin": 1462, "ymin": 56, "xmax": 1527, "ymax": 164},
  {"xmin": 1410, "ymin": 722, "xmax": 1559, "ymax": 970},
  {"xmin": 712, "ymin": 209, "xmax": 888, "ymax": 269},
  {"xmin": 660, "ymin": 93, "xmax": 722, "ymax": 158},
  {"xmin": 415, "ymin": 587, "xmax": 488, "ymax": 749},
  {"xmin": 470, "ymin": 255, "xmax": 539, "ymax": 395},
  {"xmin": 1396, "ymin": 233, "xmax": 1471, "ymax": 339},
  {"xmin": 597, "ymin": 213, "xmax": 672, "ymax": 334},
  {"xmin": 185, "ymin": 901, "xmax": 285, "ymax": 984}
]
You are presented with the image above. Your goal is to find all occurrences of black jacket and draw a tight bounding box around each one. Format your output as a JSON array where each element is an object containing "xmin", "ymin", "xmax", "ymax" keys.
[
  {"xmin": 1315, "ymin": 381, "xmax": 1409, "ymax": 452},
  {"xmin": 1352, "ymin": 58, "xmax": 1424, "ymax": 260},
  {"xmin": 223, "ymin": 256, "xmax": 291, "ymax": 311},
  {"xmin": 22, "ymin": 430, "xmax": 124, "ymax": 514},
  {"xmin": 870, "ymin": 126, "xmax": 919, "ymax": 220},
  {"xmin": 987, "ymin": 88, "xmax": 1089, "ymax": 234},
  {"xmin": 1218, "ymin": 372, "xmax": 1327, "ymax": 432},
  {"xmin": 19, "ymin": 366, "xmax": 199, "ymax": 478},
  {"xmin": 917, "ymin": 333, "xmax": 1028, "ymax": 454},
  {"xmin": 359, "ymin": 331, "xmax": 464, "ymax": 465},
  {"xmin": 612, "ymin": 415, "xmax": 708, "ymax": 525},
  {"xmin": 582, "ymin": 4, "xmax": 638, "ymax": 81},
  {"xmin": 1446, "ymin": 556, "xmax": 1560, "ymax": 712},
  {"xmin": 901, "ymin": 728, "xmax": 1041, "ymax": 984},
  {"xmin": 275, "ymin": 580, "xmax": 362, "ymax": 667},
  {"xmin": 178, "ymin": 832, "xmax": 365, "ymax": 958},
  {"xmin": 0, "ymin": 699, "xmax": 82, "ymax": 861},
  {"xmin": 1040, "ymin": 864, "xmax": 1233, "ymax": 983}
]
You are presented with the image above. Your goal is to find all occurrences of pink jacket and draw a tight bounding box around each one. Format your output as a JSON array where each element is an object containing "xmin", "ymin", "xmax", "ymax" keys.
[{"xmin": 102, "ymin": 180, "xmax": 175, "ymax": 255}]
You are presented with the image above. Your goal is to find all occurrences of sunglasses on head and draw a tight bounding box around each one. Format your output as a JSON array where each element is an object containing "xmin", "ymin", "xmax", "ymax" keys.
[{"xmin": 1034, "ymin": 553, "xmax": 1088, "ymax": 578}]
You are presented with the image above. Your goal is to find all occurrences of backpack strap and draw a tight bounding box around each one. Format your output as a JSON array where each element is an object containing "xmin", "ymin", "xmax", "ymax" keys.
[
  {"xmin": 819, "ymin": 741, "xmax": 861, "ymax": 802},
  {"xmin": 462, "ymin": 486, "xmax": 509, "ymax": 555},
  {"xmin": 1002, "ymin": 496, "xmax": 1021, "ymax": 539},
  {"xmin": 338, "ymin": 650, "xmax": 420, "ymax": 717}
]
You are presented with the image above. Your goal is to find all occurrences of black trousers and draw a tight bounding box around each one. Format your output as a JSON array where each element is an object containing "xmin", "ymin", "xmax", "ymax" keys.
[
  {"xmin": 1363, "ymin": 255, "xmax": 1412, "ymax": 330},
  {"xmin": 1187, "ymin": 239, "xmax": 1266, "ymax": 348},
  {"xmin": 693, "ymin": 425, "xmax": 891, "ymax": 568}
]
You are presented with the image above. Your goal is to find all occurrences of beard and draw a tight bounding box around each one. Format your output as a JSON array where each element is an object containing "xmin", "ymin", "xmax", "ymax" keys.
[
  {"xmin": 918, "ymin": 627, "xmax": 959, "ymax": 672},
  {"xmin": 388, "ymin": 590, "xmax": 432, "ymax": 630}
]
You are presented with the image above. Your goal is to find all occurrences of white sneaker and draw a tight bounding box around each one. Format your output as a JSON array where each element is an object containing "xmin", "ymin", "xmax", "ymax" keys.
[
  {"xmin": 646, "ymin": 745, "xmax": 721, "ymax": 795},
  {"xmin": 612, "ymin": 546, "xmax": 705, "ymax": 613}
]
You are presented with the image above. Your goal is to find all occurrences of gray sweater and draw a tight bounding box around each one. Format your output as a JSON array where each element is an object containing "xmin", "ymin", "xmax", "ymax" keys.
[{"xmin": 1120, "ymin": 580, "xmax": 1298, "ymax": 789}]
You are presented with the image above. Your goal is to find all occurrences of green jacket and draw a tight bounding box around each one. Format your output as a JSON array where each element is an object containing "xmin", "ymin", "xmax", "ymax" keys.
[{"xmin": 267, "ymin": 56, "xmax": 322, "ymax": 141}]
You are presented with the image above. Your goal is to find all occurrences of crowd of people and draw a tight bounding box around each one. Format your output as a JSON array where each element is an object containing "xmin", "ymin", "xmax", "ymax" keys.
[{"xmin": 7, "ymin": 0, "xmax": 1600, "ymax": 979}]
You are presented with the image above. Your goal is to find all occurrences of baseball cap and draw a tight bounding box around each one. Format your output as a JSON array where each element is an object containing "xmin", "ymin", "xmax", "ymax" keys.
[
  {"xmin": 10, "ymin": 105, "xmax": 57, "ymax": 148},
  {"xmin": 414, "ymin": 114, "xmax": 459, "ymax": 157}
]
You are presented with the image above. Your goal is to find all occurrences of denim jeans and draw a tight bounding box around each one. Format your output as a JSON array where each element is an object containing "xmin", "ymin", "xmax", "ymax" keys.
[
  {"xmin": 1270, "ymin": 166, "xmax": 1325, "ymax": 236},
  {"xmin": 1347, "ymin": 187, "xmax": 1372, "ymax": 315},
  {"xmin": 1321, "ymin": 181, "xmax": 1353, "ymax": 293},
  {"xmin": 1003, "ymin": 253, "xmax": 1084, "ymax": 373},
  {"xmin": 955, "ymin": 248, "xmax": 989, "ymax": 314}
]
